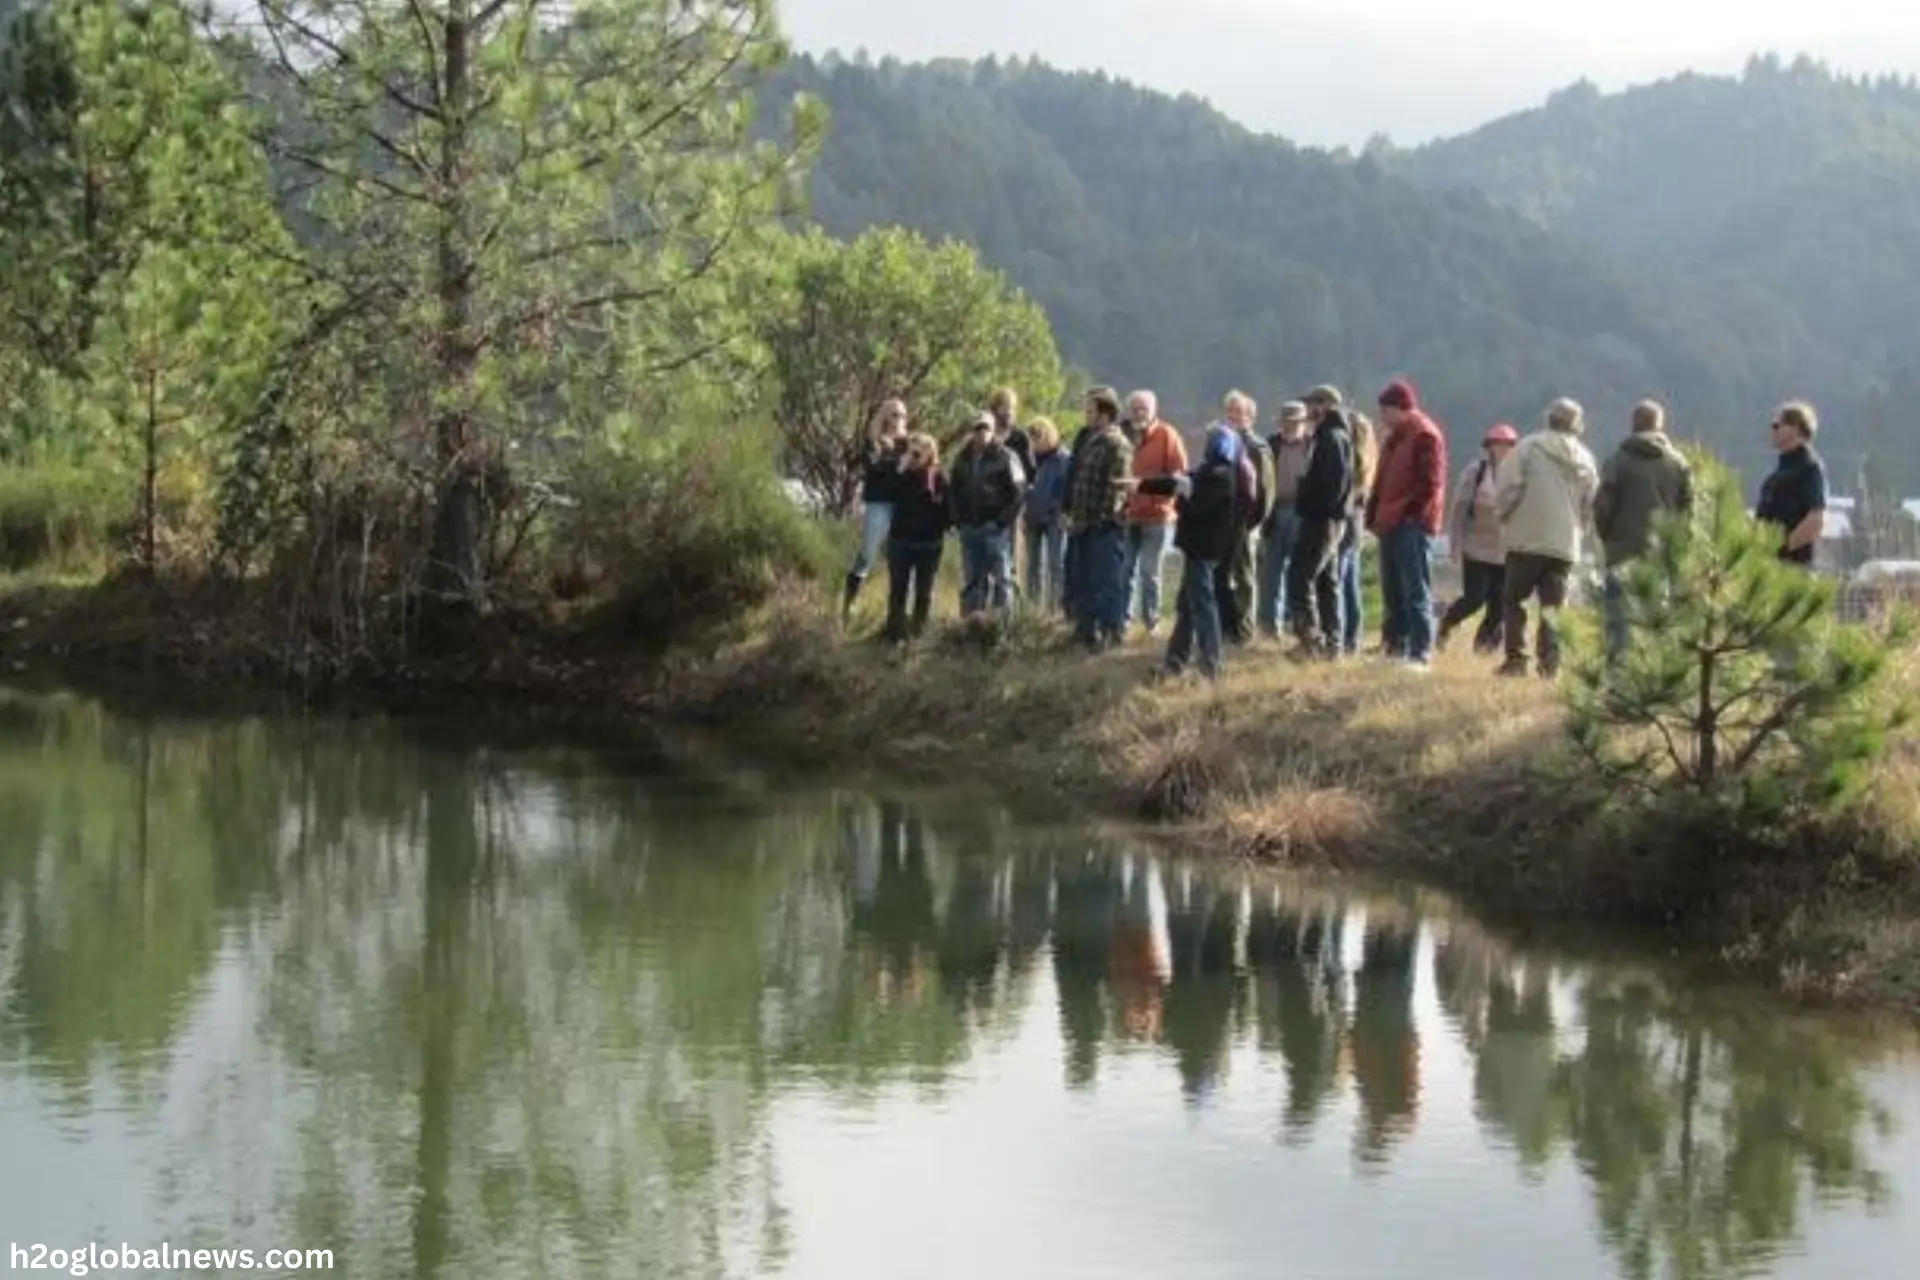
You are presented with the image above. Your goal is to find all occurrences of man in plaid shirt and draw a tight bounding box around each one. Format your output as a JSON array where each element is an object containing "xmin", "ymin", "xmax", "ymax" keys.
[{"xmin": 1064, "ymin": 386, "xmax": 1135, "ymax": 651}]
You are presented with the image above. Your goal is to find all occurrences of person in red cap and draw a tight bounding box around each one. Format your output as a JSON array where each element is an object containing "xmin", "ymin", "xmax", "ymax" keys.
[
  {"xmin": 1437, "ymin": 423, "xmax": 1517, "ymax": 653},
  {"xmin": 1365, "ymin": 377, "xmax": 1450, "ymax": 668}
]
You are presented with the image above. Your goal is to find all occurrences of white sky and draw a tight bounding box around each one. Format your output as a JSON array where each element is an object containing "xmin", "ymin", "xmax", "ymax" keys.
[{"xmin": 780, "ymin": 0, "xmax": 1920, "ymax": 147}]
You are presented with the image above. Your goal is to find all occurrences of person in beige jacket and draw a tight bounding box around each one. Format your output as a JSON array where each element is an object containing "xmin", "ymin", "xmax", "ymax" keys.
[
  {"xmin": 1494, "ymin": 397, "xmax": 1600, "ymax": 678},
  {"xmin": 1438, "ymin": 423, "xmax": 1518, "ymax": 654}
]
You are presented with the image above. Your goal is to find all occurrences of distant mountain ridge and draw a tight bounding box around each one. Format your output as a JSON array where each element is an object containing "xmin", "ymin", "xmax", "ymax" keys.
[{"xmin": 770, "ymin": 54, "xmax": 1897, "ymax": 486}]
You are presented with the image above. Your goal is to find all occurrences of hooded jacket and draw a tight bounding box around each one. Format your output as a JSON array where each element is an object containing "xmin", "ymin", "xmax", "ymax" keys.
[
  {"xmin": 1138, "ymin": 426, "xmax": 1241, "ymax": 564},
  {"xmin": 1593, "ymin": 432, "xmax": 1694, "ymax": 566},
  {"xmin": 1495, "ymin": 427, "xmax": 1600, "ymax": 564}
]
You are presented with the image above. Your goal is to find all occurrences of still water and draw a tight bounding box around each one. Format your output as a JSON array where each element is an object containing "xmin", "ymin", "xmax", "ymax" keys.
[{"xmin": 2, "ymin": 687, "xmax": 1920, "ymax": 1279}]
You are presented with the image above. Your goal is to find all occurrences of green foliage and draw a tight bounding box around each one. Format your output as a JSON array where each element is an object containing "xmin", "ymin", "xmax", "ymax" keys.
[
  {"xmin": 1389, "ymin": 57, "xmax": 1920, "ymax": 488},
  {"xmin": 250, "ymin": 0, "xmax": 823, "ymax": 607},
  {"xmin": 553, "ymin": 421, "xmax": 838, "ymax": 649},
  {"xmin": 0, "ymin": 0, "xmax": 293, "ymax": 566},
  {"xmin": 759, "ymin": 225, "xmax": 1063, "ymax": 513},
  {"xmin": 0, "ymin": 460, "xmax": 134, "ymax": 572},
  {"xmin": 1564, "ymin": 452, "xmax": 1916, "ymax": 823}
]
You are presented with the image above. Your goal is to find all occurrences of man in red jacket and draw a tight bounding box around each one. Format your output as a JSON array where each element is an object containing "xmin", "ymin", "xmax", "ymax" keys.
[{"xmin": 1365, "ymin": 378, "xmax": 1449, "ymax": 668}]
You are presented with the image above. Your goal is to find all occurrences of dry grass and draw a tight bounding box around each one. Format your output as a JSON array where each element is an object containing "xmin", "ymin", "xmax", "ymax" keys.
[{"xmin": 656, "ymin": 584, "xmax": 1920, "ymax": 1011}]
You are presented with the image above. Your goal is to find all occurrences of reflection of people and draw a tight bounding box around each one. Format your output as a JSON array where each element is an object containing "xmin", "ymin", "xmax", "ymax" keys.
[
  {"xmin": 1052, "ymin": 857, "xmax": 1122, "ymax": 1088},
  {"xmin": 1349, "ymin": 921, "xmax": 1422, "ymax": 1166},
  {"xmin": 1163, "ymin": 884, "xmax": 1242, "ymax": 1102},
  {"xmin": 1108, "ymin": 861, "xmax": 1170, "ymax": 1042},
  {"xmin": 851, "ymin": 801, "xmax": 940, "ymax": 993}
]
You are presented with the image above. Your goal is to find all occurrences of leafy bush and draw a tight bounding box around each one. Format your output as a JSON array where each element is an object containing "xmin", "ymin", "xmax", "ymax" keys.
[
  {"xmin": 554, "ymin": 423, "xmax": 839, "ymax": 649},
  {"xmin": 0, "ymin": 462, "xmax": 134, "ymax": 572},
  {"xmin": 1564, "ymin": 452, "xmax": 1916, "ymax": 824}
]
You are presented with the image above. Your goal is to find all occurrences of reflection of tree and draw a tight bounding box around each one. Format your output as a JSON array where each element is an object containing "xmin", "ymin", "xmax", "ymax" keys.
[{"xmin": 1557, "ymin": 979, "xmax": 1896, "ymax": 1280}]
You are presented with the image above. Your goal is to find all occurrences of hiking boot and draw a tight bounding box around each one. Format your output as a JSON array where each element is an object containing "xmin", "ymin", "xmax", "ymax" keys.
[
  {"xmin": 840, "ymin": 573, "xmax": 862, "ymax": 624},
  {"xmin": 1497, "ymin": 657, "xmax": 1529, "ymax": 678}
]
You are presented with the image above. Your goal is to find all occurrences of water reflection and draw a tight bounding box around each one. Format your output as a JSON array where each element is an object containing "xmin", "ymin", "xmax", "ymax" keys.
[{"xmin": 0, "ymin": 689, "xmax": 1913, "ymax": 1280}]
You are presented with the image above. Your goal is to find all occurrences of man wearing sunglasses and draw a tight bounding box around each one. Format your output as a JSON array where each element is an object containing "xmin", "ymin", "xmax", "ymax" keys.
[{"xmin": 1754, "ymin": 401, "xmax": 1828, "ymax": 569}]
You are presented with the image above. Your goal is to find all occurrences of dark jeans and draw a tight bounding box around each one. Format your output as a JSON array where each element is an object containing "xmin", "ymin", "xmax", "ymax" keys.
[
  {"xmin": 884, "ymin": 540, "xmax": 943, "ymax": 641},
  {"xmin": 1286, "ymin": 516, "xmax": 1345, "ymax": 650},
  {"xmin": 1502, "ymin": 550, "xmax": 1572, "ymax": 673},
  {"xmin": 1070, "ymin": 523, "xmax": 1129, "ymax": 646},
  {"xmin": 1256, "ymin": 507, "xmax": 1299, "ymax": 636},
  {"xmin": 1438, "ymin": 557, "xmax": 1505, "ymax": 652},
  {"xmin": 1339, "ymin": 521, "xmax": 1363, "ymax": 654},
  {"xmin": 1380, "ymin": 523, "xmax": 1436, "ymax": 661},
  {"xmin": 1164, "ymin": 554, "xmax": 1223, "ymax": 679}
]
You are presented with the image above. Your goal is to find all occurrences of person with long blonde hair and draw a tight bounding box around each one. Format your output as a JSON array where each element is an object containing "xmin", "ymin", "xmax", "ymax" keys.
[{"xmin": 843, "ymin": 398, "xmax": 911, "ymax": 622}]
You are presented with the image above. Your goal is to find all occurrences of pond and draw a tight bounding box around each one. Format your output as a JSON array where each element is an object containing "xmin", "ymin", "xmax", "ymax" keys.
[{"xmin": 1, "ymin": 685, "xmax": 1918, "ymax": 1279}]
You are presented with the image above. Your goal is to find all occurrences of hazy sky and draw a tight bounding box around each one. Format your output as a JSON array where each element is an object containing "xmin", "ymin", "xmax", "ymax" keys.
[{"xmin": 780, "ymin": 0, "xmax": 1920, "ymax": 148}]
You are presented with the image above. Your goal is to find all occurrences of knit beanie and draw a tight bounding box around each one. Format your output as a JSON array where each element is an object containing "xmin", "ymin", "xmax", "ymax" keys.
[{"xmin": 1377, "ymin": 379, "xmax": 1418, "ymax": 412}]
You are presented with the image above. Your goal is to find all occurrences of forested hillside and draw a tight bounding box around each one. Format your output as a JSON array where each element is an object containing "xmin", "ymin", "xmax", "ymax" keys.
[
  {"xmin": 769, "ymin": 55, "xmax": 1883, "ymax": 486},
  {"xmin": 1385, "ymin": 55, "xmax": 1920, "ymax": 482}
]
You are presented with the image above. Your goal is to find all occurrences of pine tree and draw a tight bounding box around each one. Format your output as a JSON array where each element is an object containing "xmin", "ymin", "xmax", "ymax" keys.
[{"xmin": 1565, "ymin": 452, "xmax": 1914, "ymax": 821}]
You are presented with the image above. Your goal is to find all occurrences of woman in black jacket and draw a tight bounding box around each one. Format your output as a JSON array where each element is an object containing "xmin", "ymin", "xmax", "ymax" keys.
[
  {"xmin": 1134, "ymin": 423, "xmax": 1241, "ymax": 681},
  {"xmin": 844, "ymin": 399, "xmax": 911, "ymax": 621},
  {"xmin": 884, "ymin": 432, "xmax": 953, "ymax": 643}
]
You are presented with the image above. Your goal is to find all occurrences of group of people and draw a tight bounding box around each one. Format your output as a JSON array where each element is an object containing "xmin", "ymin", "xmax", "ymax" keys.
[{"xmin": 840, "ymin": 378, "xmax": 1830, "ymax": 682}]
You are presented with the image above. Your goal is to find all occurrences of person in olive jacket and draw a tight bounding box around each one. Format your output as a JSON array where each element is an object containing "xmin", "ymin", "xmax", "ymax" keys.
[{"xmin": 1133, "ymin": 422, "xmax": 1243, "ymax": 682}]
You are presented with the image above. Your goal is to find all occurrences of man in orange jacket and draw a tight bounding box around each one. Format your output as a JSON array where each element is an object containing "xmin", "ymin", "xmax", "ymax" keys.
[{"xmin": 1122, "ymin": 389, "xmax": 1189, "ymax": 636}]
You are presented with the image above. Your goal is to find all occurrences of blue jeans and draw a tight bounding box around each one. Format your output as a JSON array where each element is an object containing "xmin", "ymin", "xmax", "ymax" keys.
[
  {"xmin": 1124, "ymin": 522, "xmax": 1175, "ymax": 630},
  {"xmin": 1380, "ymin": 522, "xmax": 1436, "ymax": 661},
  {"xmin": 1164, "ymin": 554, "xmax": 1223, "ymax": 679},
  {"xmin": 1070, "ymin": 524, "xmax": 1128, "ymax": 645},
  {"xmin": 1603, "ymin": 569, "xmax": 1628, "ymax": 661},
  {"xmin": 1339, "ymin": 523, "xmax": 1364, "ymax": 654},
  {"xmin": 1257, "ymin": 508, "xmax": 1300, "ymax": 636},
  {"xmin": 1025, "ymin": 520, "xmax": 1068, "ymax": 613},
  {"xmin": 848, "ymin": 501, "xmax": 894, "ymax": 581},
  {"xmin": 958, "ymin": 524, "xmax": 1014, "ymax": 616}
]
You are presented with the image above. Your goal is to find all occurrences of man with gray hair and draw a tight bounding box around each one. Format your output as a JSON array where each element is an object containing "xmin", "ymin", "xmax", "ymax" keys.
[
  {"xmin": 1494, "ymin": 396, "xmax": 1600, "ymax": 678},
  {"xmin": 1122, "ymin": 388, "xmax": 1188, "ymax": 637}
]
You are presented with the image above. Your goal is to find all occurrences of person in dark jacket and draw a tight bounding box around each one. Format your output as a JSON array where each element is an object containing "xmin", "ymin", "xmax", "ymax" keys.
[
  {"xmin": 884, "ymin": 432, "xmax": 952, "ymax": 643},
  {"xmin": 1754, "ymin": 399, "xmax": 1827, "ymax": 569},
  {"xmin": 1022, "ymin": 417, "xmax": 1072, "ymax": 613},
  {"xmin": 1593, "ymin": 399, "xmax": 1694, "ymax": 659},
  {"xmin": 949, "ymin": 412, "xmax": 1027, "ymax": 618},
  {"xmin": 1286, "ymin": 395, "xmax": 1357, "ymax": 658},
  {"xmin": 1136, "ymin": 423, "xmax": 1242, "ymax": 681},
  {"xmin": 843, "ymin": 398, "xmax": 910, "ymax": 621}
]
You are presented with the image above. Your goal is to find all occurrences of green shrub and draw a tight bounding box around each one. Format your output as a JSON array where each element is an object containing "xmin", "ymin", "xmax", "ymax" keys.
[
  {"xmin": 553, "ymin": 423, "xmax": 838, "ymax": 649},
  {"xmin": 1563, "ymin": 452, "xmax": 1916, "ymax": 827},
  {"xmin": 0, "ymin": 462, "xmax": 135, "ymax": 573}
]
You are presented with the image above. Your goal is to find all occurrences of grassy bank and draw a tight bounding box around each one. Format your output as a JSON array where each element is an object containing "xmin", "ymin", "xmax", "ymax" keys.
[{"xmin": 4, "ymin": 570, "xmax": 1920, "ymax": 1011}]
